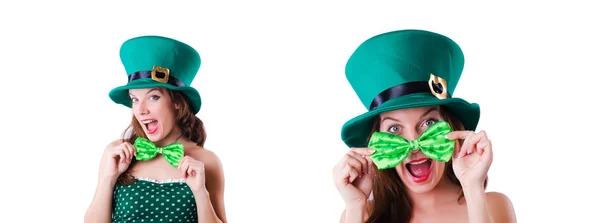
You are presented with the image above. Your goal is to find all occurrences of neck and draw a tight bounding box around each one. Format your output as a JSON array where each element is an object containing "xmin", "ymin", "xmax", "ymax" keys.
[
  {"xmin": 154, "ymin": 127, "xmax": 183, "ymax": 147},
  {"xmin": 407, "ymin": 175, "xmax": 461, "ymax": 211}
]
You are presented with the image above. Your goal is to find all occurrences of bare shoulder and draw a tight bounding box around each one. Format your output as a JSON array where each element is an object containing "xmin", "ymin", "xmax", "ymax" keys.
[
  {"xmin": 485, "ymin": 191, "xmax": 513, "ymax": 207},
  {"xmin": 184, "ymin": 144, "xmax": 225, "ymax": 194},
  {"xmin": 485, "ymin": 191, "xmax": 517, "ymax": 222},
  {"xmin": 184, "ymin": 144, "xmax": 223, "ymax": 170}
]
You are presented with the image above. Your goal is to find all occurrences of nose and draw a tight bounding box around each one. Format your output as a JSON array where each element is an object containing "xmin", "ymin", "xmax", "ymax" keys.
[
  {"xmin": 134, "ymin": 100, "xmax": 149, "ymax": 116},
  {"xmin": 403, "ymin": 129, "xmax": 421, "ymax": 154},
  {"xmin": 403, "ymin": 129, "xmax": 420, "ymax": 142}
]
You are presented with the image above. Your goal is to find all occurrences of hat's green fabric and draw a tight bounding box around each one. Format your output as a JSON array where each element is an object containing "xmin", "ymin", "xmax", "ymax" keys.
[
  {"xmin": 341, "ymin": 29, "xmax": 480, "ymax": 148},
  {"xmin": 109, "ymin": 35, "xmax": 202, "ymax": 114}
]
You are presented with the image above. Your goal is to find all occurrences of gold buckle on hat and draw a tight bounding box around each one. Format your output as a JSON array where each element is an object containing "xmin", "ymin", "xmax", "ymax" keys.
[
  {"xmin": 428, "ymin": 74, "xmax": 448, "ymax": 99},
  {"xmin": 151, "ymin": 66, "xmax": 170, "ymax": 84}
]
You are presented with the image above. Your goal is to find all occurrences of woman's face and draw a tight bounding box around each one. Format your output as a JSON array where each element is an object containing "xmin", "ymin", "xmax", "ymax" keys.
[
  {"xmin": 129, "ymin": 87, "xmax": 178, "ymax": 143},
  {"xmin": 378, "ymin": 106, "xmax": 447, "ymax": 194}
]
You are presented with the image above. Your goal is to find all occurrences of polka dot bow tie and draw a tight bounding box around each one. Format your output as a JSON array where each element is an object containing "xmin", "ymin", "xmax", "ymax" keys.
[
  {"xmin": 367, "ymin": 121, "xmax": 456, "ymax": 170},
  {"xmin": 134, "ymin": 137, "xmax": 184, "ymax": 168}
]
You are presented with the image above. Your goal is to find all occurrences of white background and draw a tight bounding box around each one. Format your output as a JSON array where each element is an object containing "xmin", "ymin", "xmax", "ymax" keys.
[{"xmin": 1, "ymin": 1, "xmax": 598, "ymax": 222}]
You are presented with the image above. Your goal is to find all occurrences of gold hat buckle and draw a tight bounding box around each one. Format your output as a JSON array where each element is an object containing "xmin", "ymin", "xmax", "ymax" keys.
[
  {"xmin": 428, "ymin": 74, "xmax": 448, "ymax": 99},
  {"xmin": 151, "ymin": 66, "xmax": 170, "ymax": 84}
]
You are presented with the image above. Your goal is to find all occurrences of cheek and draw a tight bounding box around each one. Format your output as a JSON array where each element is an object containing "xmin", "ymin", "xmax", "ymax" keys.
[
  {"xmin": 150, "ymin": 101, "xmax": 168, "ymax": 114},
  {"xmin": 395, "ymin": 164, "xmax": 405, "ymax": 173},
  {"xmin": 394, "ymin": 164, "xmax": 407, "ymax": 181},
  {"xmin": 155, "ymin": 103, "xmax": 177, "ymax": 122},
  {"xmin": 433, "ymin": 161, "xmax": 446, "ymax": 180},
  {"xmin": 132, "ymin": 104, "xmax": 142, "ymax": 116}
]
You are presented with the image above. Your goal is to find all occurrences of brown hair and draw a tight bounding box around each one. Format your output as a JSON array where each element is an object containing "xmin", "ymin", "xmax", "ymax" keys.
[
  {"xmin": 115, "ymin": 88, "xmax": 207, "ymax": 186},
  {"xmin": 366, "ymin": 106, "xmax": 488, "ymax": 223}
]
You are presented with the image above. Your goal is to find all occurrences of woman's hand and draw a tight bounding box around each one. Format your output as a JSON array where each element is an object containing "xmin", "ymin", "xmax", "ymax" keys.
[
  {"xmin": 333, "ymin": 148, "xmax": 375, "ymax": 207},
  {"xmin": 447, "ymin": 130, "xmax": 493, "ymax": 189},
  {"xmin": 99, "ymin": 141, "xmax": 136, "ymax": 181},
  {"xmin": 86, "ymin": 141, "xmax": 136, "ymax": 223},
  {"xmin": 179, "ymin": 156, "xmax": 207, "ymax": 194}
]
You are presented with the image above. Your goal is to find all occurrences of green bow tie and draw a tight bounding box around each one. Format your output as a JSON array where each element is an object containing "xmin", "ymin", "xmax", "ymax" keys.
[
  {"xmin": 367, "ymin": 121, "xmax": 455, "ymax": 170},
  {"xmin": 134, "ymin": 137, "xmax": 184, "ymax": 168}
]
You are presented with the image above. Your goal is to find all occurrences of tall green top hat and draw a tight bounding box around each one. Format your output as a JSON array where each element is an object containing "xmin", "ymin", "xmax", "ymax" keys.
[
  {"xmin": 341, "ymin": 29, "xmax": 480, "ymax": 148},
  {"xmin": 109, "ymin": 35, "xmax": 202, "ymax": 114}
]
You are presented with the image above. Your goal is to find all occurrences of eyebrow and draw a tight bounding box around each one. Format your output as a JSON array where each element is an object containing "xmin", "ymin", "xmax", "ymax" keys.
[
  {"xmin": 129, "ymin": 88, "xmax": 161, "ymax": 97},
  {"xmin": 146, "ymin": 88, "xmax": 160, "ymax": 95},
  {"xmin": 381, "ymin": 116, "xmax": 400, "ymax": 123},
  {"xmin": 420, "ymin": 107, "xmax": 440, "ymax": 118},
  {"xmin": 380, "ymin": 107, "xmax": 440, "ymax": 124}
]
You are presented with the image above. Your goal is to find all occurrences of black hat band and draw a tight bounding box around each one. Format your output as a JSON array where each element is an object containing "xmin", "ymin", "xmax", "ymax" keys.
[
  {"xmin": 369, "ymin": 74, "xmax": 451, "ymax": 110},
  {"xmin": 128, "ymin": 66, "xmax": 186, "ymax": 87}
]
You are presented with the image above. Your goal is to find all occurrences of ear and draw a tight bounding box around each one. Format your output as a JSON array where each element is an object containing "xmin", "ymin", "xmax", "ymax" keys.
[{"xmin": 174, "ymin": 103, "xmax": 181, "ymax": 109}]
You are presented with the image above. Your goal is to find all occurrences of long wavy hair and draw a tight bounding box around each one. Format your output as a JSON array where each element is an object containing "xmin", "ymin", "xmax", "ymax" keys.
[
  {"xmin": 115, "ymin": 88, "xmax": 207, "ymax": 186},
  {"xmin": 366, "ymin": 106, "xmax": 488, "ymax": 223}
]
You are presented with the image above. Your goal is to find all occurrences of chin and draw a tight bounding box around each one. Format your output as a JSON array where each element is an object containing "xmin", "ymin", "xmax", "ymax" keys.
[
  {"xmin": 145, "ymin": 132, "xmax": 164, "ymax": 142},
  {"xmin": 396, "ymin": 159, "xmax": 446, "ymax": 194}
]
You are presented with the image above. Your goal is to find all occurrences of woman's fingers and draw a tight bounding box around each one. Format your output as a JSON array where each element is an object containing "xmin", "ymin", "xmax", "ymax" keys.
[
  {"xmin": 365, "ymin": 156, "xmax": 373, "ymax": 175},
  {"xmin": 347, "ymin": 152, "xmax": 369, "ymax": 175},
  {"xmin": 476, "ymin": 140, "xmax": 490, "ymax": 155},
  {"xmin": 452, "ymin": 130, "xmax": 490, "ymax": 158},
  {"xmin": 334, "ymin": 147, "xmax": 375, "ymax": 187},
  {"xmin": 456, "ymin": 131, "xmax": 475, "ymax": 158},
  {"xmin": 121, "ymin": 144, "xmax": 132, "ymax": 162},
  {"xmin": 446, "ymin": 131, "xmax": 472, "ymax": 140},
  {"xmin": 349, "ymin": 147, "xmax": 375, "ymax": 156},
  {"xmin": 347, "ymin": 165, "xmax": 360, "ymax": 183},
  {"xmin": 124, "ymin": 142, "xmax": 136, "ymax": 161},
  {"xmin": 179, "ymin": 158, "xmax": 190, "ymax": 177},
  {"xmin": 116, "ymin": 146, "xmax": 127, "ymax": 163}
]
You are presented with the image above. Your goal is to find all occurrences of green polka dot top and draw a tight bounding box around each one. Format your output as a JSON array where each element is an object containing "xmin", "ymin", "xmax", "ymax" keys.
[{"xmin": 112, "ymin": 177, "xmax": 197, "ymax": 223}]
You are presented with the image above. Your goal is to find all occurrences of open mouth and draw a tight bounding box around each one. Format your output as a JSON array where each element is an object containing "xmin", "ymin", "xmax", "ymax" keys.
[
  {"xmin": 406, "ymin": 158, "xmax": 433, "ymax": 181},
  {"xmin": 141, "ymin": 119, "xmax": 158, "ymax": 134}
]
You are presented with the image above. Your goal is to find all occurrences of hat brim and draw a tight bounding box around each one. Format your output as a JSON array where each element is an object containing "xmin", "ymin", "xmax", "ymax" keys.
[
  {"xmin": 341, "ymin": 93, "xmax": 480, "ymax": 148},
  {"xmin": 108, "ymin": 79, "xmax": 202, "ymax": 114}
]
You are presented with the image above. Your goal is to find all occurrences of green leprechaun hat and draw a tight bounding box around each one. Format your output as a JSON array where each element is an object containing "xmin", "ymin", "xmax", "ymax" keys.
[
  {"xmin": 341, "ymin": 29, "xmax": 480, "ymax": 148},
  {"xmin": 109, "ymin": 35, "xmax": 202, "ymax": 114}
]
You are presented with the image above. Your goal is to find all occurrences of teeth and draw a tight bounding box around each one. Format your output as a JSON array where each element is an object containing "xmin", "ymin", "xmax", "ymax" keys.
[
  {"xmin": 142, "ymin": 120, "xmax": 156, "ymax": 124},
  {"xmin": 411, "ymin": 159, "xmax": 429, "ymax": 165}
]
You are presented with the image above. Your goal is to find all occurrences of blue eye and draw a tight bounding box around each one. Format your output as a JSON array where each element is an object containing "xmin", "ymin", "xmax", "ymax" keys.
[
  {"xmin": 387, "ymin": 126, "xmax": 401, "ymax": 133},
  {"xmin": 150, "ymin": 95, "xmax": 160, "ymax": 100},
  {"xmin": 131, "ymin": 98, "xmax": 138, "ymax": 103},
  {"xmin": 423, "ymin": 119, "xmax": 436, "ymax": 127}
]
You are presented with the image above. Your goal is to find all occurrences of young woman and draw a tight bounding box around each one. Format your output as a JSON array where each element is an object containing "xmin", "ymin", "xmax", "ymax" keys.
[
  {"xmin": 85, "ymin": 36, "xmax": 227, "ymax": 223},
  {"xmin": 333, "ymin": 30, "xmax": 516, "ymax": 222}
]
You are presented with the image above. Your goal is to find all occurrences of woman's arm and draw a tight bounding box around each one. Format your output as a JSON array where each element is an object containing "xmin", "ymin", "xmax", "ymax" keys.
[
  {"xmin": 194, "ymin": 189, "xmax": 223, "ymax": 223},
  {"xmin": 85, "ymin": 139, "xmax": 133, "ymax": 223},
  {"xmin": 339, "ymin": 202, "xmax": 369, "ymax": 223},
  {"xmin": 463, "ymin": 185, "xmax": 516, "ymax": 223},
  {"xmin": 463, "ymin": 185, "xmax": 493, "ymax": 223},
  {"xmin": 84, "ymin": 177, "xmax": 116, "ymax": 223},
  {"xmin": 193, "ymin": 150, "xmax": 227, "ymax": 223}
]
